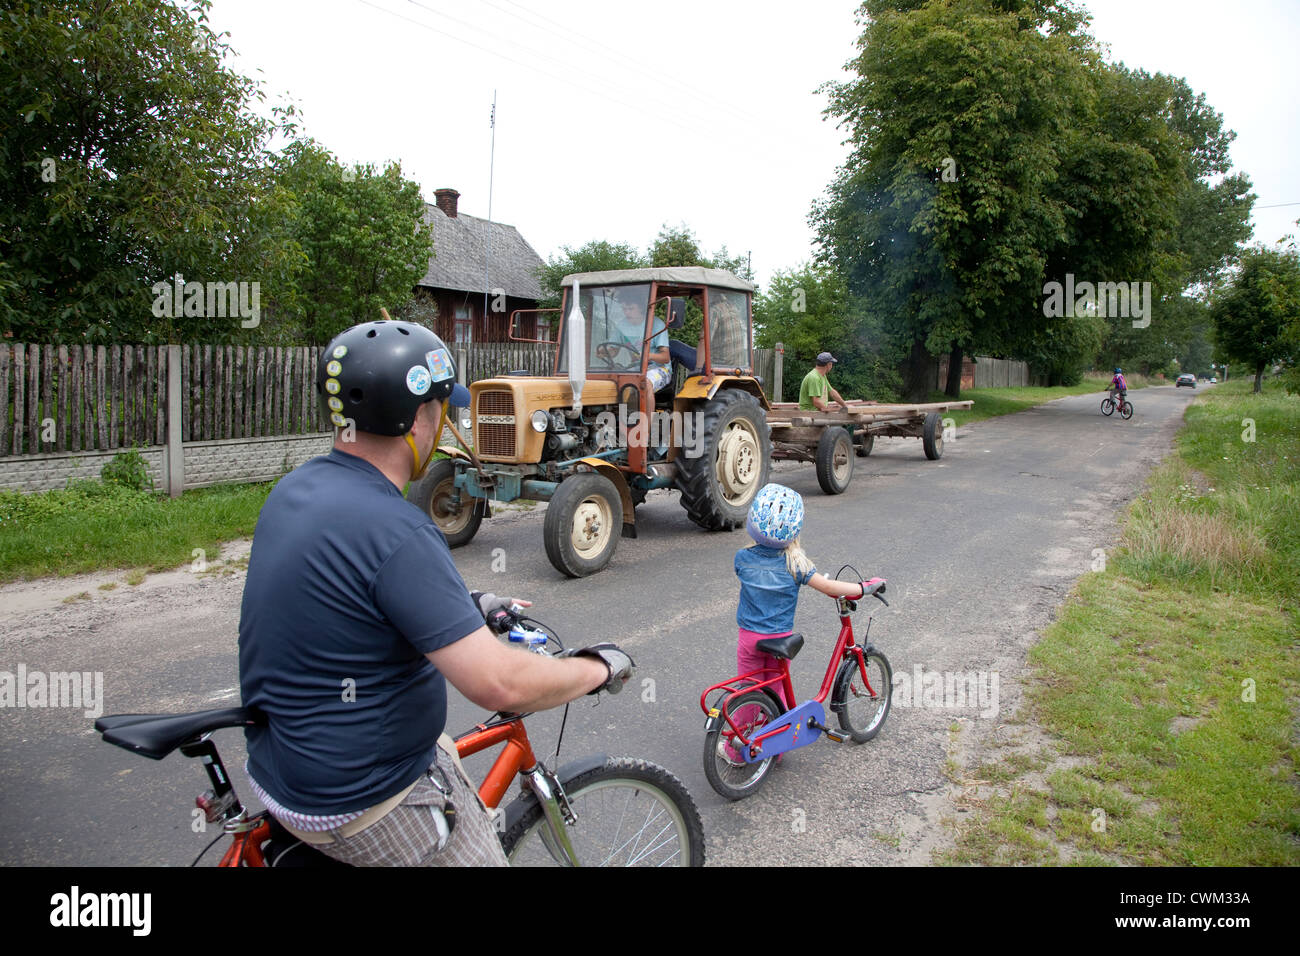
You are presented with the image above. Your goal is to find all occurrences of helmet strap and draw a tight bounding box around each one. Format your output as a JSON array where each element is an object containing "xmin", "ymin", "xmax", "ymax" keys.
[{"xmin": 405, "ymin": 401, "xmax": 448, "ymax": 482}]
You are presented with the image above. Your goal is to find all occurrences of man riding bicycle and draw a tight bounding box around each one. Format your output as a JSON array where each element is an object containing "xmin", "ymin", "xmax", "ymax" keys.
[{"xmin": 238, "ymin": 318, "xmax": 631, "ymax": 866}]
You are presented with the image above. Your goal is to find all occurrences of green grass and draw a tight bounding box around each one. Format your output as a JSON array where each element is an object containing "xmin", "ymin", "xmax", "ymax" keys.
[
  {"xmin": 941, "ymin": 379, "xmax": 1300, "ymax": 866},
  {"xmin": 0, "ymin": 479, "xmax": 274, "ymax": 582},
  {"xmin": 931, "ymin": 373, "xmax": 1155, "ymax": 427}
]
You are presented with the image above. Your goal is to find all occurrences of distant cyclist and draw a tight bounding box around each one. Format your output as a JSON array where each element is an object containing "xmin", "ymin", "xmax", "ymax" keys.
[{"xmin": 1108, "ymin": 367, "xmax": 1128, "ymax": 408}]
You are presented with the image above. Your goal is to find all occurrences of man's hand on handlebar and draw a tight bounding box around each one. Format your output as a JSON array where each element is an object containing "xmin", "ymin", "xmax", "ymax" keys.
[
  {"xmin": 558, "ymin": 643, "xmax": 635, "ymax": 695},
  {"xmin": 470, "ymin": 591, "xmax": 532, "ymax": 634}
]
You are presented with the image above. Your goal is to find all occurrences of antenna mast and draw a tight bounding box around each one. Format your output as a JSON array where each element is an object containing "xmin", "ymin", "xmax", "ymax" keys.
[{"xmin": 483, "ymin": 91, "xmax": 497, "ymax": 333}]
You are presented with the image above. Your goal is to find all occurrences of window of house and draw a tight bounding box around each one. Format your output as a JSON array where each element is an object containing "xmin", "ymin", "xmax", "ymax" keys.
[{"xmin": 453, "ymin": 302, "xmax": 472, "ymax": 344}]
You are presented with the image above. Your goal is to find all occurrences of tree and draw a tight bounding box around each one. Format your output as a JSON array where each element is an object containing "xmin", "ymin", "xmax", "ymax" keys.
[
  {"xmin": 1211, "ymin": 246, "xmax": 1300, "ymax": 393},
  {"xmin": 0, "ymin": 0, "xmax": 298, "ymax": 341},
  {"xmin": 534, "ymin": 240, "xmax": 646, "ymax": 310},
  {"xmin": 813, "ymin": 1, "xmax": 1252, "ymax": 399},
  {"xmin": 266, "ymin": 141, "xmax": 433, "ymax": 345},
  {"xmin": 754, "ymin": 262, "xmax": 901, "ymax": 400}
]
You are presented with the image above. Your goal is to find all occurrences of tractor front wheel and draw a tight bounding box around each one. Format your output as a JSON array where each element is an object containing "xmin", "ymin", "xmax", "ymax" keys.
[
  {"xmin": 543, "ymin": 472, "xmax": 623, "ymax": 577},
  {"xmin": 408, "ymin": 458, "xmax": 484, "ymax": 548}
]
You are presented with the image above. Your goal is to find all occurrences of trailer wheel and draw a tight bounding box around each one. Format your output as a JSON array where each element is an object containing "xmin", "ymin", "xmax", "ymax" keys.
[
  {"xmin": 677, "ymin": 389, "xmax": 771, "ymax": 530},
  {"xmin": 815, "ymin": 427, "xmax": 854, "ymax": 495},
  {"xmin": 922, "ymin": 412, "xmax": 944, "ymax": 460},
  {"xmin": 408, "ymin": 458, "xmax": 484, "ymax": 547},
  {"xmin": 855, "ymin": 432, "xmax": 874, "ymax": 458},
  {"xmin": 543, "ymin": 472, "xmax": 623, "ymax": 577}
]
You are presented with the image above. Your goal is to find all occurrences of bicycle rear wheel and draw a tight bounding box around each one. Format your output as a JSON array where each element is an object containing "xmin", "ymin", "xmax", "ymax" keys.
[
  {"xmin": 703, "ymin": 688, "xmax": 782, "ymax": 800},
  {"xmin": 1120, "ymin": 400, "xmax": 1133, "ymax": 420},
  {"xmin": 501, "ymin": 758, "xmax": 704, "ymax": 866}
]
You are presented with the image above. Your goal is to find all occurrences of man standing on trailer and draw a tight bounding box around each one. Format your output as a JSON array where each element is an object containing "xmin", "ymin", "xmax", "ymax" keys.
[{"xmin": 798, "ymin": 352, "xmax": 851, "ymax": 413}]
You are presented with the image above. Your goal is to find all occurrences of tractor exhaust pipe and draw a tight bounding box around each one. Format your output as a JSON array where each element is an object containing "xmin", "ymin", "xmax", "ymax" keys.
[{"xmin": 566, "ymin": 280, "xmax": 586, "ymax": 416}]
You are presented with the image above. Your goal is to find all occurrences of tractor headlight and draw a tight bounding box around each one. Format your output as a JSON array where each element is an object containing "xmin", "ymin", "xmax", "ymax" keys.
[
  {"xmin": 530, "ymin": 410, "xmax": 550, "ymax": 433},
  {"xmin": 456, "ymin": 405, "xmax": 472, "ymax": 431}
]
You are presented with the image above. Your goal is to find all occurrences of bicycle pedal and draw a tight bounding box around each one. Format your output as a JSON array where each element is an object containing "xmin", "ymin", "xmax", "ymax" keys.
[{"xmin": 808, "ymin": 718, "xmax": 845, "ymax": 743}]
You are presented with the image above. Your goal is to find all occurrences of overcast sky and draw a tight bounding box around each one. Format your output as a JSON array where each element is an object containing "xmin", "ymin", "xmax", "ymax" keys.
[{"xmin": 204, "ymin": 0, "xmax": 1300, "ymax": 289}]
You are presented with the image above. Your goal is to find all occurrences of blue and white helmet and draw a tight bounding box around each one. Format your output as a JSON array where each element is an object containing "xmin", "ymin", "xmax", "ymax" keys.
[{"xmin": 746, "ymin": 483, "xmax": 804, "ymax": 549}]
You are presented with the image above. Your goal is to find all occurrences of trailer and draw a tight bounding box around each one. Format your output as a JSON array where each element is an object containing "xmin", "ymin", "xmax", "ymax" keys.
[{"xmin": 766, "ymin": 400, "xmax": 974, "ymax": 494}]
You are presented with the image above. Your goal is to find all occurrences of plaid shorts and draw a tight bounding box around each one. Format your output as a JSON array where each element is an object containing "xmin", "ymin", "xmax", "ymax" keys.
[{"xmin": 309, "ymin": 738, "xmax": 508, "ymax": 867}]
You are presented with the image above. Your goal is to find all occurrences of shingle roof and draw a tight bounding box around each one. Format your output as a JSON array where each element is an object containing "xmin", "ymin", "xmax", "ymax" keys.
[{"xmin": 418, "ymin": 203, "xmax": 544, "ymax": 300}]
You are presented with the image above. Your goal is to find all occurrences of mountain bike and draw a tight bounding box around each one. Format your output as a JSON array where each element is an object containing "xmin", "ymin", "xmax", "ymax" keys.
[
  {"xmin": 699, "ymin": 572, "xmax": 893, "ymax": 800},
  {"xmin": 96, "ymin": 611, "xmax": 705, "ymax": 866},
  {"xmin": 1101, "ymin": 391, "xmax": 1134, "ymax": 419}
]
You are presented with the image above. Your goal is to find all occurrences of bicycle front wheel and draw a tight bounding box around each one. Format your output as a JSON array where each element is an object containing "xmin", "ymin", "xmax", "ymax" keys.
[
  {"xmin": 1100, "ymin": 398, "xmax": 1115, "ymax": 416},
  {"xmin": 832, "ymin": 652, "xmax": 892, "ymax": 743},
  {"xmin": 501, "ymin": 758, "xmax": 705, "ymax": 866}
]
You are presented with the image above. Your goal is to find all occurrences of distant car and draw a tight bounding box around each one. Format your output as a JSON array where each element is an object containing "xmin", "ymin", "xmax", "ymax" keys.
[
  {"xmin": 1176, "ymin": 374, "xmax": 1196, "ymax": 388},
  {"xmin": 1210, "ymin": 376, "xmax": 1218, "ymax": 383}
]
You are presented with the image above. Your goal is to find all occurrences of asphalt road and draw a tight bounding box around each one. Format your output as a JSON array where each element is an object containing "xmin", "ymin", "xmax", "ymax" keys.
[{"xmin": 0, "ymin": 384, "xmax": 1199, "ymax": 866}]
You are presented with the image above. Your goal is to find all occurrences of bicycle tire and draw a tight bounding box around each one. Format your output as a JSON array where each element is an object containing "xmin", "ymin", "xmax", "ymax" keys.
[
  {"xmin": 1119, "ymin": 400, "xmax": 1133, "ymax": 420},
  {"xmin": 831, "ymin": 651, "xmax": 893, "ymax": 743},
  {"xmin": 1100, "ymin": 398, "xmax": 1115, "ymax": 416},
  {"xmin": 703, "ymin": 688, "xmax": 782, "ymax": 801},
  {"xmin": 500, "ymin": 757, "xmax": 705, "ymax": 866}
]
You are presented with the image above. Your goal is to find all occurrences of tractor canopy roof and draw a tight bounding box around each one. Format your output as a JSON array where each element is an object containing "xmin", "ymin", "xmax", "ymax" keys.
[{"xmin": 559, "ymin": 266, "xmax": 754, "ymax": 293}]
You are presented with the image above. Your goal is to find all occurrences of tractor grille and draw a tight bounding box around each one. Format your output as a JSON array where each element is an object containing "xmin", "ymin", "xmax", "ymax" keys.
[{"xmin": 476, "ymin": 390, "xmax": 516, "ymax": 458}]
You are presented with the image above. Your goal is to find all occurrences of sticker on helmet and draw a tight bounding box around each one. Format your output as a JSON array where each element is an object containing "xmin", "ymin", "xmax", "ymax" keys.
[
  {"xmin": 426, "ymin": 348, "xmax": 454, "ymax": 382},
  {"xmin": 332, "ymin": 345, "xmax": 348, "ymax": 359},
  {"xmin": 406, "ymin": 365, "xmax": 432, "ymax": 395},
  {"xmin": 325, "ymin": 378, "xmax": 341, "ymax": 395},
  {"xmin": 330, "ymin": 412, "xmax": 347, "ymax": 427},
  {"xmin": 327, "ymin": 397, "xmax": 343, "ymax": 412},
  {"xmin": 326, "ymin": 360, "xmax": 342, "ymax": 376}
]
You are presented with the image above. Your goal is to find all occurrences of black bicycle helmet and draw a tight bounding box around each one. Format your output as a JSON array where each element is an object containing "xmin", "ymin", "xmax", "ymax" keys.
[{"xmin": 317, "ymin": 320, "xmax": 467, "ymax": 436}]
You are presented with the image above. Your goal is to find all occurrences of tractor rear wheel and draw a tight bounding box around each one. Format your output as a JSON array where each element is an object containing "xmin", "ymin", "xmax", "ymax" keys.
[{"xmin": 676, "ymin": 390, "xmax": 770, "ymax": 531}]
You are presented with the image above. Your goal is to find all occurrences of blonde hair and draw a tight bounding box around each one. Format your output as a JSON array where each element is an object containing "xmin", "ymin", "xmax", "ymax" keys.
[{"xmin": 784, "ymin": 535, "xmax": 815, "ymax": 580}]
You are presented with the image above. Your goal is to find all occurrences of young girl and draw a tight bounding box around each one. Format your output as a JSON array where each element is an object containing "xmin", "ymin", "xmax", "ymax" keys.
[{"xmin": 735, "ymin": 483, "xmax": 875, "ymax": 710}]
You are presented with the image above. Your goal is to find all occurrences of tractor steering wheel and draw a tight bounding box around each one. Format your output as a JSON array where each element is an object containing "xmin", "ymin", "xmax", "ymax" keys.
[{"xmin": 595, "ymin": 340, "xmax": 640, "ymax": 369}]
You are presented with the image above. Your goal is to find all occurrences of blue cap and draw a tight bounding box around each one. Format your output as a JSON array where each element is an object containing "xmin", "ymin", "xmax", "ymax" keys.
[{"xmin": 449, "ymin": 382, "xmax": 471, "ymax": 408}]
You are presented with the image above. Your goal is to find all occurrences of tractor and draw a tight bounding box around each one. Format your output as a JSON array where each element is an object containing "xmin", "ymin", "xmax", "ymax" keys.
[{"xmin": 407, "ymin": 266, "xmax": 772, "ymax": 577}]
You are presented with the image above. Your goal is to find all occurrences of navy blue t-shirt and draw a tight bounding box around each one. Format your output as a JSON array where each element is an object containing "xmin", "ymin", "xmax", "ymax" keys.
[{"xmin": 238, "ymin": 448, "xmax": 485, "ymax": 815}]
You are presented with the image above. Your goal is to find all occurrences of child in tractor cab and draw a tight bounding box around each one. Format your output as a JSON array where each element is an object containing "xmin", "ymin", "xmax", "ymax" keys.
[
  {"xmin": 1109, "ymin": 367, "xmax": 1128, "ymax": 405},
  {"xmin": 735, "ymin": 484, "xmax": 877, "ymax": 711}
]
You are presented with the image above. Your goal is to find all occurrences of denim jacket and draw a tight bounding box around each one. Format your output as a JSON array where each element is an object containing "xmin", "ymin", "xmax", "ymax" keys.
[{"xmin": 735, "ymin": 545, "xmax": 815, "ymax": 634}]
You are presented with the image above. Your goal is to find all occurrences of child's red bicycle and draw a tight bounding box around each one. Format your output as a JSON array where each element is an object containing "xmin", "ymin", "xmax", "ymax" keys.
[{"xmin": 699, "ymin": 573, "xmax": 893, "ymax": 800}]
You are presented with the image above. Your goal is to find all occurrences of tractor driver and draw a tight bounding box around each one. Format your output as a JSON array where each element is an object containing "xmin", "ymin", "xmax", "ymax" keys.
[
  {"xmin": 238, "ymin": 319, "xmax": 633, "ymax": 866},
  {"xmin": 597, "ymin": 289, "xmax": 672, "ymax": 392}
]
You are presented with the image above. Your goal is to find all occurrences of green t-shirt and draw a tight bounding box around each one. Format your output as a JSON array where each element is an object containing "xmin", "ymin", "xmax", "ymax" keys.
[{"xmin": 798, "ymin": 369, "xmax": 828, "ymax": 410}]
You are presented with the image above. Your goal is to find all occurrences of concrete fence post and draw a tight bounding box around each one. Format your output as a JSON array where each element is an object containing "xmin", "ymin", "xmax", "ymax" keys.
[
  {"xmin": 164, "ymin": 344, "xmax": 184, "ymax": 497},
  {"xmin": 774, "ymin": 342, "xmax": 784, "ymax": 403}
]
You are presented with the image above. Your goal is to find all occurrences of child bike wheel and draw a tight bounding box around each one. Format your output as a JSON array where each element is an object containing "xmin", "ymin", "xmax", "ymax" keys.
[
  {"xmin": 1100, "ymin": 398, "xmax": 1115, "ymax": 416},
  {"xmin": 831, "ymin": 651, "xmax": 892, "ymax": 743},
  {"xmin": 703, "ymin": 689, "xmax": 782, "ymax": 801},
  {"xmin": 1119, "ymin": 400, "xmax": 1133, "ymax": 420}
]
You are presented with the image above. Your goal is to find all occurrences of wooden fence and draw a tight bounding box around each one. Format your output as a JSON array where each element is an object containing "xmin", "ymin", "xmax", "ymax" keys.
[
  {"xmin": 0, "ymin": 344, "xmax": 326, "ymax": 457},
  {"xmin": 2, "ymin": 340, "xmax": 785, "ymax": 458}
]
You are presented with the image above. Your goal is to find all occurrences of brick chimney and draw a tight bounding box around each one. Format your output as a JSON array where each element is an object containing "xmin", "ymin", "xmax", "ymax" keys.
[{"xmin": 434, "ymin": 188, "xmax": 460, "ymax": 218}]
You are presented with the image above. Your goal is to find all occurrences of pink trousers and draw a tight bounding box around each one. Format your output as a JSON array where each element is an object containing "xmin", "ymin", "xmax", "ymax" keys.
[{"xmin": 736, "ymin": 628, "xmax": 794, "ymax": 710}]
